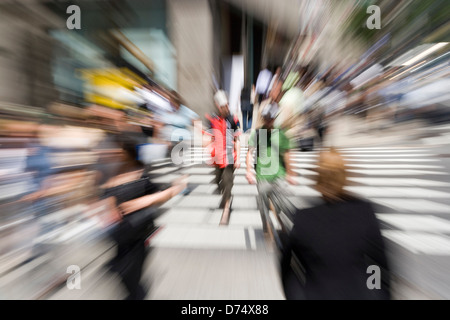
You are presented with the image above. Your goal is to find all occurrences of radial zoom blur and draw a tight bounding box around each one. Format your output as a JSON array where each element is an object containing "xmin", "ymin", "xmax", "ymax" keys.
[{"xmin": 0, "ymin": 0, "xmax": 449, "ymax": 300}]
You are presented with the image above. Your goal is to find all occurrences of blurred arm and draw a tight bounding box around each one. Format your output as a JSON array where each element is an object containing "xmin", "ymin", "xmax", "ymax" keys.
[
  {"xmin": 118, "ymin": 177, "xmax": 187, "ymax": 215},
  {"xmin": 234, "ymin": 136, "xmax": 241, "ymax": 168},
  {"xmin": 246, "ymin": 147, "xmax": 256, "ymax": 184}
]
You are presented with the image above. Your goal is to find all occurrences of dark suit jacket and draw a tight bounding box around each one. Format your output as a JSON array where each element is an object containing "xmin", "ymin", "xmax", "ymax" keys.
[{"xmin": 281, "ymin": 197, "xmax": 391, "ymax": 300}]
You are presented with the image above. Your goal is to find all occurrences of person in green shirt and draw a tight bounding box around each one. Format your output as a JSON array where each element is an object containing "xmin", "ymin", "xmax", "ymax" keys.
[{"xmin": 246, "ymin": 102, "xmax": 297, "ymax": 235}]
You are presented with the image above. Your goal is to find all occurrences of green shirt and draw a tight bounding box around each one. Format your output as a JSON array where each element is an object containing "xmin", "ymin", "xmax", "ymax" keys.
[
  {"xmin": 282, "ymin": 71, "xmax": 300, "ymax": 92},
  {"xmin": 248, "ymin": 128, "xmax": 293, "ymax": 182}
]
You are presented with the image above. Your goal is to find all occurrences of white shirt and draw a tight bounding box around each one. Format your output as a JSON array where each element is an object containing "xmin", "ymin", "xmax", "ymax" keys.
[{"xmin": 255, "ymin": 69, "xmax": 273, "ymax": 95}]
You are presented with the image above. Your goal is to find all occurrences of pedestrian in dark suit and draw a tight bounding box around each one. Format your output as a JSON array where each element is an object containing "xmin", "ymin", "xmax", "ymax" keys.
[
  {"xmin": 280, "ymin": 148, "xmax": 391, "ymax": 300},
  {"xmin": 100, "ymin": 139, "xmax": 187, "ymax": 299}
]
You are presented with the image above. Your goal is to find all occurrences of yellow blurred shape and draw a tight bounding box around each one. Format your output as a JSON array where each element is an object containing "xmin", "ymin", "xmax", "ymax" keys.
[{"xmin": 85, "ymin": 93, "xmax": 129, "ymax": 110}]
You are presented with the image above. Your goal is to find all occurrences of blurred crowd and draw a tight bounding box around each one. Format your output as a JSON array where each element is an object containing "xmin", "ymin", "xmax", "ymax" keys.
[
  {"xmin": 0, "ymin": 74, "xmax": 200, "ymax": 298},
  {"xmin": 0, "ymin": 0, "xmax": 449, "ymax": 300}
]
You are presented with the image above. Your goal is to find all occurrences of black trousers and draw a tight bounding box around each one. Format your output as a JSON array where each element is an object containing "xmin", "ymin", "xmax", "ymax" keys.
[
  {"xmin": 109, "ymin": 209, "xmax": 156, "ymax": 300},
  {"xmin": 116, "ymin": 240, "xmax": 147, "ymax": 300},
  {"xmin": 214, "ymin": 165, "xmax": 234, "ymax": 209}
]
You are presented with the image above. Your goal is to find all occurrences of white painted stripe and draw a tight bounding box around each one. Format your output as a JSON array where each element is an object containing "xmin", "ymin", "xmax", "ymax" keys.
[
  {"xmin": 291, "ymin": 155, "xmax": 319, "ymax": 158},
  {"xmin": 152, "ymin": 161, "xmax": 174, "ymax": 167},
  {"xmin": 182, "ymin": 163, "xmax": 196, "ymax": 167},
  {"xmin": 183, "ymin": 168, "xmax": 215, "ymax": 174},
  {"xmin": 295, "ymin": 177, "xmax": 316, "ymax": 185},
  {"xmin": 248, "ymin": 227, "xmax": 257, "ymax": 250},
  {"xmin": 381, "ymin": 230, "xmax": 450, "ymax": 255},
  {"xmin": 342, "ymin": 158, "xmax": 440, "ymax": 162},
  {"xmin": 347, "ymin": 177, "xmax": 450, "ymax": 187},
  {"xmin": 187, "ymin": 175, "xmax": 216, "ymax": 184},
  {"xmin": 150, "ymin": 225, "xmax": 251, "ymax": 250},
  {"xmin": 293, "ymin": 156, "xmax": 439, "ymax": 162},
  {"xmin": 377, "ymin": 214, "xmax": 450, "ymax": 233},
  {"xmin": 339, "ymin": 149, "xmax": 429, "ymax": 153},
  {"xmin": 341, "ymin": 154, "xmax": 435, "ymax": 157},
  {"xmin": 290, "ymin": 158, "xmax": 318, "ymax": 162},
  {"xmin": 345, "ymin": 187, "xmax": 450, "ymax": 198},
  {"xmin": 293, "ymin": 169, "xmax": 318, "ymax": 175},
  {"xmin": 150, "ymin": 167, "xmax": 178, "ymax": 174},
  {"xmin": 152, "ymin": 174, "xmax": 182, "ymax": 183},
  {"xmin": 426, "ymin": 125, "xmax": 450, "ymax": 131},
  {"xmin": 292, "ymin": 163, "xmax": 317, "ymax": 169},
  {"xmin": 288, "ymin": 186, "xmax": 322, "ymax": 197},
  {"xmin": 348, "ymin": 169, "xmax": 446, "ymax": 175},
  {"xmin": 294, "ymin": 163, "xmax": 443, "ymax": 169},
  {"xmin": 339, "ymin": 147, "xmax": 428, "ymax": 150},
  {"xmin": 373, "ymin": 198, "xmax": 450, "ymax": 213},
  {"xmin": 422, "ymin": 134, "xmax": 450, "ymax": 145},
  {"xmin": 346, "ymin": 164, "xmax": 443, "ymax": 169}
]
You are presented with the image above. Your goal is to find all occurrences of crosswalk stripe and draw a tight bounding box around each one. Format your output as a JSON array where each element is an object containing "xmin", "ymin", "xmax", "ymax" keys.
[
  {"xmin": 338, "ymin": 149, "xmax": 430, "ymax": 153},
  {"xmin": 376, "ymin": 214, "xmax": 450, "ymax": 233},
  {"xmin": 338, "ymin": 147, "xmax": 430, "ymax": 150},
  {"xmin": 348, "ymin": 169, "xmax": 447, "ymax": 175},
  {"xmin": 344, "ymin": 164, "xmax": 444, "ymax": 169},
  {"xmin": 335, "ymin": 154, "xmax": 436, "ymax": 157},
  {"xmin": 345, "ymin": 187, "xmax": 450, "ymax": 198},
  {"xmin": 293, "ymin": 163, "xmax": 444, "ymax": 169},
  {"xmin": 150, "ymin": 144, "xmax": 450, "ymax": 261},
  {"xmin": 373, "ymin": 198, "xmax": 450, "ymax": 213},
  {"xmin": 347, "ymin": 177, "xmax": 450, "ymax": 187},
  {"xmin": 381, "ymin": 230, "xmax": 450, "ymax": 255},
  {"xmin": 342, "ymin": 158, "xmax": 440, "ymax": 162}
]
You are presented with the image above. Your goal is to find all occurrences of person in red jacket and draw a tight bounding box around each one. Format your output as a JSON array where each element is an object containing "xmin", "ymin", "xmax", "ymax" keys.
[{"xmin": 205, "ymin": 90, "xmax": 241, "ymax": 225}]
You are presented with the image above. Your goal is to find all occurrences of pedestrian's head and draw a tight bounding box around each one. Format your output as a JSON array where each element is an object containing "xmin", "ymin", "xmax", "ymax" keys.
[
  {"xmin": 214, "ymin": 90, "xmax": 230, "ymax": 117},
  {"xmin": 315, "ymin": 148, "xmax": 348, "ymax": 202},
  {"xmin": 261, "ymin": 102, "xmax": 279, "ymax": 128},
  {"xmin": 116, "ymin": 137, "xmax": 145, "ymax": 174}
]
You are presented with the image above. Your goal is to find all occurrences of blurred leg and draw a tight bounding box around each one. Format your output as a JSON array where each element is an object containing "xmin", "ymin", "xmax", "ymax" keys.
[
  {"xmin": 271, "ymin": 180, "xmax": 297, "ymax": 224},
  {"xmin": 219, "ymin": 197, "xmax": 232, "ymax": 225},
  {"xmin": 257, "ymin": 180, "xmax": 271, "ymax": 233},
  {"xmin": 120, "ymin": 242, "xmax": 147, "ymax": 300},
  {"xmin": 214, "ymin": 167, "xmax": 224, "ymax": 196},
  {"xmin": 219, "ymin": 165, "xmax": 234, "ymax": 209},
  {"xmin": 242, "ymin": 110, "xmax": 248, "ymax": 132},
  {"xmin": 247, "ymin": 108, "xmax": 253, "ymax": 133}
]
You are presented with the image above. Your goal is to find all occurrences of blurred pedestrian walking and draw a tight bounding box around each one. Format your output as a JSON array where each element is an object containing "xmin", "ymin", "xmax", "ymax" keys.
[
  {"xmin": 279, "ymin": 148, "xmax": 391, "ymax": 300},
  {"xmin": 205, "ymin": 90, "xmax": 241, "ymax": 225},
  {"xmin": 100, "ymin": 138, "xmax": 187, "ymax": 300},
  {"xmin": 240, "ymin": 86, "xmax": 253, "ymax": 133},
  {"xmin": 255, "ymin": 67, "xmax": 273, "ymax": 105},
  {"xmin": 246, "ymin": 102, "xmax": 297, "ymax": 237}
]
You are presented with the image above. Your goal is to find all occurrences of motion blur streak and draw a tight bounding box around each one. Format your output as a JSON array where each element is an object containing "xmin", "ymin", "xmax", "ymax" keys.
[{"xmin": 0, "ymin": 0, "xmax": 449, "ymax": 300}]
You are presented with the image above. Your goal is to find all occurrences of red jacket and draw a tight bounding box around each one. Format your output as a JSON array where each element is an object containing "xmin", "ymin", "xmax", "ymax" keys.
[{"xmin": 205, "ymin": 113, "xmax": 241, "ymax": 168}]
